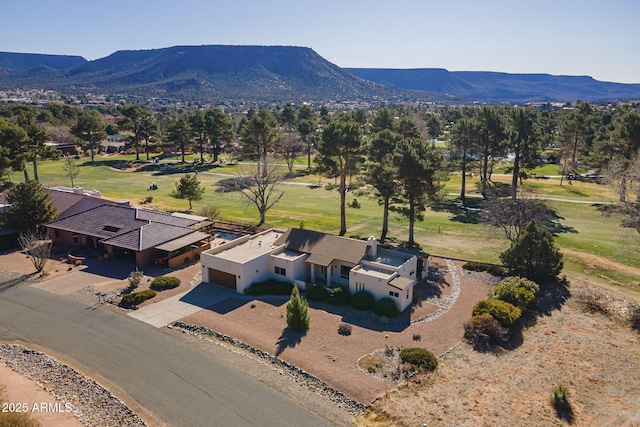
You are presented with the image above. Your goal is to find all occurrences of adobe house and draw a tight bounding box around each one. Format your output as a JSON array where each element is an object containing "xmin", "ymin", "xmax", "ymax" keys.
[
  {"xmin": 46, "ymin": 204, "xmax": 211, "ymax": 268},
  {"xmin": 200, "ymin": 228, "xmax": 426, "ymax": 312}
]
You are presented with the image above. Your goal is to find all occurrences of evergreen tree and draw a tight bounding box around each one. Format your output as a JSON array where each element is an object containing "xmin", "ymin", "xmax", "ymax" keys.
[
  {"xmin": 171, "ymin": 174, "xmax": 205, "ymax": 210},
  {"xmin": 318, "ymin": 116, "xmax": 363, "ymax": 236},
  {"xmin": 1, "ymin": 180, "xmax": 57, "ymax": 231},
  {"xmin": 286, "ymin": 286, "xmax": 310, "ymax": 332},
  {"xmin": 500, "ymin": 220, "xmax": 563, "ymax": 282},
  {"xmin": 71, "ymin": 110, "xmax": 107, "ymax": 163}
]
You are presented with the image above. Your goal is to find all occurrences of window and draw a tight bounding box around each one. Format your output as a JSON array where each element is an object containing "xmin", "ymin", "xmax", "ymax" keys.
[
  {"xmin": 275, "ymin": 266, "xmax": 286, "ymax": 276},
  {"xmin": 54, "ymin": 229, "xmax": 61, "ymax": 239},
  {"xmin": 389, "ymin": 291, "xmax": 399, "ymax": 298},
  {"xmin": 340, "ymin": 265, "xmax": 351, "ymax": 279},
  {"xmin": 72, "ymin": 233, "xmax": 79, "ymax": 243},
  {"xmin": 356, "ymin": 282, "xmax": 365, "ymax": 292}
]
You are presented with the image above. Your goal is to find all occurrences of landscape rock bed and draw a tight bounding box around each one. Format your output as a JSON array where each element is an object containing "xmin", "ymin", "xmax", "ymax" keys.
[
  {"xmin": 170, "ymin": 321, "xmax": 367, "ymax": 416},
  {"xmin": 0, "ymin": 344, "xmax": 147, "ymax": 427}
]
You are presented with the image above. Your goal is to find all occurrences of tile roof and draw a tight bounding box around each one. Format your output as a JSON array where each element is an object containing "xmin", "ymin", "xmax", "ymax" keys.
[
  {"xmin": 136, "ymin": 209, "xmax": 198, "ymax": 227},
  {"xmin": 102, "ymin": 222, "xmax": 196, "ymax": 251},
  {"xmin": 273, "ymin": 228, "xmax": 367, "ymax": 267},
  {"xmin": 46, "ymin": 203, "xmax": 208, "ymax": 252},
  {"xmin": 46, "ymin": 204, "xmax": 144, "ymax": 239}
]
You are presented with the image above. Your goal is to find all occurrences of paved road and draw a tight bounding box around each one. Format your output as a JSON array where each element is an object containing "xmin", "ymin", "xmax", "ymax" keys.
[{"xmin": 0, "ymin": 273, "xmax": 337, "ymax": 427}]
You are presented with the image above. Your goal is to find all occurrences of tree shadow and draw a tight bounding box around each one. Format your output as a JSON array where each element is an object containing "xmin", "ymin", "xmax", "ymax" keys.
[
  {"xmin": 275, "ymin": 327, "xmax": 306, "ymax": 356},
  {"xmin": 0, "ymin": 274, "xmax": 31, "ymax": 295},
  {"xmin": 431, "ymin": 198, "xmax": 484, "ymax": 224}
]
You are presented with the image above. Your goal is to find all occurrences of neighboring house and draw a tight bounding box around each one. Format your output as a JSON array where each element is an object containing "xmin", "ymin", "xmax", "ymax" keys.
[
  {"xmin": 200, "ymin": 228, "xmax": 425, "ymax": 312},
  {"xmin": 100, "ymin": 134, "xmax": 125, "ymax": 153},
  {"xmin": 48, "ymin": 186, "xmax": 114, "ymax": 219},
  {"xmin": 46, "ymin": 204, "xmax": 211, "ymax": 268},
  {"xmin": 44, "ymin": 141, "xmax": 77, "ymax": 156}
]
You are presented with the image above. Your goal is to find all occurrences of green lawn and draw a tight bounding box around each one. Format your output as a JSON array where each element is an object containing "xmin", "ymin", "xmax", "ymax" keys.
[{"xmin": 26, "ymin": 154, "xmax": 640, "ymax": 296}]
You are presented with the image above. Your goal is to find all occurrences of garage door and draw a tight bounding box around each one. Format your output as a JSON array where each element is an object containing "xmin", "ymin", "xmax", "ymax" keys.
[{"xmin": 208, "ymin": 268, "xmax": 237, "ymax": 290}]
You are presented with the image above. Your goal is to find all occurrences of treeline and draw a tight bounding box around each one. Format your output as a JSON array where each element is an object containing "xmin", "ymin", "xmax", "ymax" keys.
[{"xmin": 0, "ymin": 100, "xmax": 638, "ymax": 239}]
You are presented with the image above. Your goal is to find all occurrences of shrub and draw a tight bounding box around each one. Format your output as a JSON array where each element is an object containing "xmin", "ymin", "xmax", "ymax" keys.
[
  {"xmin": 120, "ymin": 290, "xmax": 157, "ymax": 307},
  {"xmin": 374, "ymin": 297, "xmax": 399, "ymax": 318},
  {"xmin": 490, "ymin": 276, "xmax": 539, "ymax": 308},
  {"xmin": 361, "ymin": 355, "xmax": 384, "ymax": 374},
  {"xmin": 244, "ymin": 279, "xmax": 294, "ymax": 296},
  {"xmin": 128, "ymin": 270, "xmax": 144, "ymax": 290},
  {"xmin": 462, "ymin": 261, "xmax": 504, "ymax": 276},
  {"xmin": 150, "ymin": 276, "xmax": 181, "ymax": 291},
  {"xmin": 306, "ymin": 283, "xmax": 329, "ymax": 302},
  {"xmin": 325, "ymin": 183, "xmax": 336, "ymax": 190},
  {"xmin": 551, "ymin": 383, "xmax": 572, "ymax": 412},
  {"xmin": 327, "ymin": 286, "xmax": 351, "ymax": 306},
  {"xmin": 338, "ymin": 323, "xmax": 352, "ymax": 336},
  {"xmin": 351, "ymin": 290, "xmax": 375, "ymax": 310},
  {"xmin": 399, "ymin": 348, "xmax": 438, "ymax": 372},
  {"xmin": 463, "ymin": 314, "xmax": 509, "ymax": 350},
  {"xmin": 472, "ymin": 299, "xmax": 522, "ymax": 327},
  {"xmin": 462, "ymin": 261, "xmax": 489, "ymax": 272}
]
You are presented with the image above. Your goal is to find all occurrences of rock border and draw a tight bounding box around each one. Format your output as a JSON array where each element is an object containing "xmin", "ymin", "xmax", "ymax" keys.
[{"xmin": 169, "ymin": 321, "xmax": 368, "ymax": 416}]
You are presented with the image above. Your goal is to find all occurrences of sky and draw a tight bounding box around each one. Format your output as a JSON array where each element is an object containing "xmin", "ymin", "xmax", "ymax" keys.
[{"xmin": 2, "ymin": 0, "xmax": 639, "ymax": 84}]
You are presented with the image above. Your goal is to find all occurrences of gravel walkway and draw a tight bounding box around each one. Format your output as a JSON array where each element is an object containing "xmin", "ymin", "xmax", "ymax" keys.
[{"xmin": 0, "ymin": 344, "xmax": 146, "ymax": 427}]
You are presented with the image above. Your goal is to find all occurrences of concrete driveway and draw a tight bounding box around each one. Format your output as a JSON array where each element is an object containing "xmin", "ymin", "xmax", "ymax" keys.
[{"xmin": 128, "ymin": 281, "xmax": 238, "ymax": 327}]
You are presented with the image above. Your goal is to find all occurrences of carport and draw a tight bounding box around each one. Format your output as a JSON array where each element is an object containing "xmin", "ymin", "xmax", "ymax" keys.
[{"xmin": 154, "ymin": 232, "xmax": 210, "ymax": 268}]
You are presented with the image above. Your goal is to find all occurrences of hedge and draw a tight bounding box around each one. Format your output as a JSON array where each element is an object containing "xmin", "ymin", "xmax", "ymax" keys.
[
  {"xmin": 120, "ymin": 290, "xmax": 157, "ymax": 307},
  {"xmin": 244, "ymin": 279, "xmax": 294, "ymax": 296},
  {"xmin": 327, "ymin": 286, "xmax": 351, "ymax": 306},
  {"xmin": 351, "ymin": 290, "xmax": 375, "ymax": 311},
  {"xmin": 373, "ymin": 297, "xmax": 399, "ymax": 318},
  {"xmin": 462, "ymin": 261, "xmax": 504, "ymax": 276},
  {"xmin": 306, "ymin": 284, "xmax": 329, "ymax": 302},
  {"xmin": 150, "ymin": 276, "xmax": 181, "ymax": 291}
]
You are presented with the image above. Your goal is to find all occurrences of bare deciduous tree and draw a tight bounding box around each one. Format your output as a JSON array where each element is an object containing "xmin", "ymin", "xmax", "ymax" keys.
[
  {"xmin": 61, "ymin": 156, "xmax": 81, "ymax": 187},
  {"xmin": 482, "ymin": 197, "xmax": 561, "ymax": 242},
  {"xmin": 18, "ymin": 230, "xmax": 52, "ymax": 274},
  {"xmin": 237, "ymin": 165, "xmax": 285, "ymax": 226}
]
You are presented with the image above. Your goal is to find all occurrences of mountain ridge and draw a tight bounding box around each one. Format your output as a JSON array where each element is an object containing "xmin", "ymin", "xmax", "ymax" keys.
[{"xmin": 1, "ymin": 45, "xmax": 639, "ymax": 103}]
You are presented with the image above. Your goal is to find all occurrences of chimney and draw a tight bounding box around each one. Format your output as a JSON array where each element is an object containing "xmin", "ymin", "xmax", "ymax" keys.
[
  {"xmin": 367, "ymin": 236, "xmax": 377, "ymax": 258},
  {"xmin": 73, "ymin": 186, "xmax": 84, "ymax": 194}
]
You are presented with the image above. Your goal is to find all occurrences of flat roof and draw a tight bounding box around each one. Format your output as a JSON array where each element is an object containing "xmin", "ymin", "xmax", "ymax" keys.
[
  {"xmin": 271, "ymin": 249, "xmax": 305, "ymax": 261},
  {"xmin": 214, "ymin": 230, "xmax": 284, "ymax": 263},
  {"xmin": 366, "ymin": 248, "xmax": 412, "ymax": 268},
  {"xmin": 389, "ymin": 276, "xmax": 413, "ymax": 290},
  {"xmin": 353, "ymin": 265, "xmax": 394, "ymax": 280}
]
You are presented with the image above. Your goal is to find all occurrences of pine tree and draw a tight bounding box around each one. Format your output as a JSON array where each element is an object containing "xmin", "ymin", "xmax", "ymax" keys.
[
  {"xmin": 171, "ymin": 174, "xmax": 205, "ymax": 210},
  {"xmin": 286, "ymin": 286, "xmax": 310, "ymax": 332},
  {"xmin": 1, "ymin": 180, "xmax": 56, "ymax": 231},
  {"xmin": 500, "ymin": 220, "xmax": 563, "ymax": 282}
]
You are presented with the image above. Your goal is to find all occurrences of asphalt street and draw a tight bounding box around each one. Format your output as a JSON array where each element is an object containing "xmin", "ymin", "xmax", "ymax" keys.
[{"xmin": 0, "ymin": 272, "xmax": 336, "ymax": 427}]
